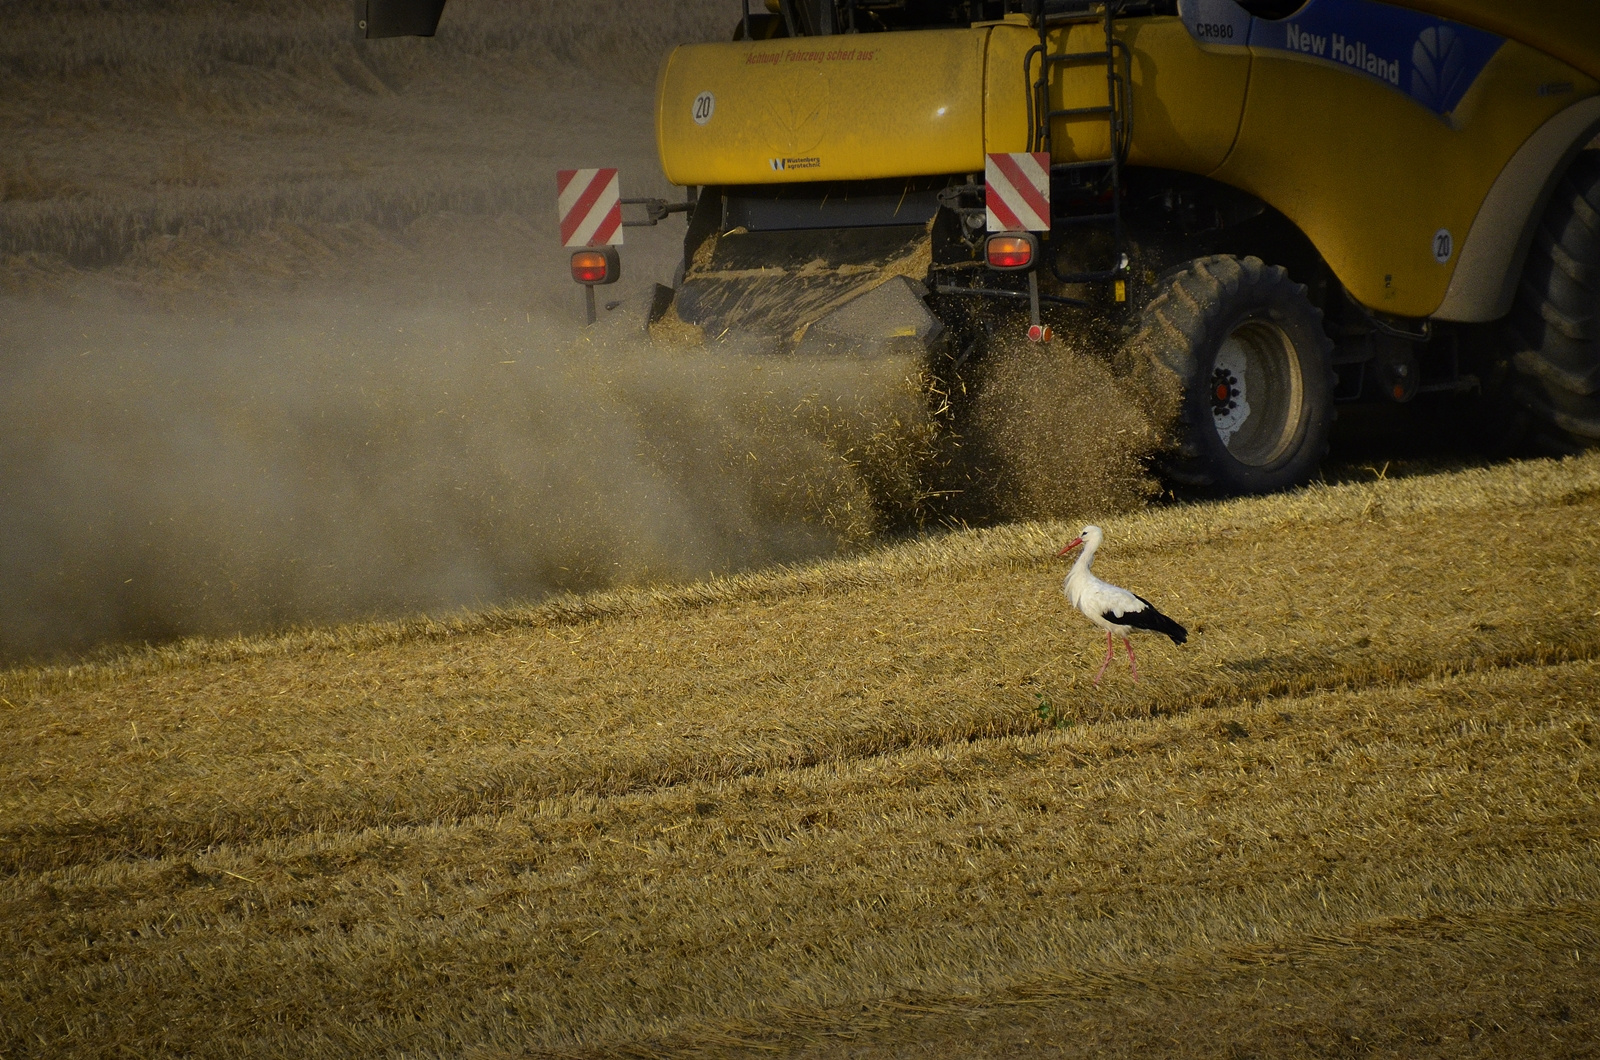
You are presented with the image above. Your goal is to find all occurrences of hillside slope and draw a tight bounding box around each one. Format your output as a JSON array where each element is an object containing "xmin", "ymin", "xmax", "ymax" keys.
[{"xmin": 4, "ymin": 454, "xmax": 1599, "ymax": 1057}]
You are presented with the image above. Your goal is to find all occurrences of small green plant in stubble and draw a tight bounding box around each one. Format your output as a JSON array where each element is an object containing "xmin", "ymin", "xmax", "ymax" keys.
[{"xmin": 1034, "ymin": 690, "xmax": 1072, "ymax": 729}]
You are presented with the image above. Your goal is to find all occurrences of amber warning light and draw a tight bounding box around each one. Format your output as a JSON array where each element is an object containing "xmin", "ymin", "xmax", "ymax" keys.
[
  {"xmin": 571, "ymin": 248, "xmax": 619, "ymax": 286},
  {"xmin": 986, "ymin": 233, "xmax": 1037, "ymax": 271},
  {"xmin": 569, "ymin": 245, "xmax": 621, "ymax": 326}
]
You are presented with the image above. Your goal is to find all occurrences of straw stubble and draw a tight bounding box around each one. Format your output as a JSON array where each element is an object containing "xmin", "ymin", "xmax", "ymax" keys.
[{"xmin": 3, "ymin": 454, "xmax": 1598, "ymax": 1056}]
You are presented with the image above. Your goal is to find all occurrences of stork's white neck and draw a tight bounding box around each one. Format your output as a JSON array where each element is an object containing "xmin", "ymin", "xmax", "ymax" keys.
[
  {"xmin": 1066, "ymin": 534, "xmax": 1100, "ymax": 591},
  {"xmin": 1074, "ymin": 539, "xmax": 1097, "ymax": 575}
]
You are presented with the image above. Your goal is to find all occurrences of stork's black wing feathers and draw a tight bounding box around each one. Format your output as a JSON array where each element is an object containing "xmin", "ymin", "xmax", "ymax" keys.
[{"xmin": 1101, "ymin": 594, "xmax": 1188, "ymax": 645}]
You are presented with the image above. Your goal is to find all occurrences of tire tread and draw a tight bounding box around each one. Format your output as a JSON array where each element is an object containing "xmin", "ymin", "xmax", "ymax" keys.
[
  {"xmin": 1126, "ymin": 254, "xmax": 1334, "ymax": 493},
  {"xmin": 1507, "ymin": 149, "xmax": 1600, "ymax": 450}
]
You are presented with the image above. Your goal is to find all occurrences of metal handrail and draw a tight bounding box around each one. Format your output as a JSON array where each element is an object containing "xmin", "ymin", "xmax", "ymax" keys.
[{"xmin": 1023, "ymin": 0, "xmax": 1131, "ymax": 290}]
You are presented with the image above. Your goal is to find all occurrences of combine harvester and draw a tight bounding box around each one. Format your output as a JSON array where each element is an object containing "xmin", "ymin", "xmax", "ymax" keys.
[{"xmin": 362, "ymin": 0, "xmax": 1600, "ymax": 494}]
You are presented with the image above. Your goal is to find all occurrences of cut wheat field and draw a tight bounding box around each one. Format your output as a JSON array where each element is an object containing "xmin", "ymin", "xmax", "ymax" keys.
[{"xmin": 3, "ymin": 452, "xmax": 1599, "ymax": 1057}]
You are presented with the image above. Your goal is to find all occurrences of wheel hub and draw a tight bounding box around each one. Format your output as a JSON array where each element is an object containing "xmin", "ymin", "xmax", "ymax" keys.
[
  {"xmin": 1210, "ymin": 343, "xmax": 1250, "ymax": 444},
  {"xmin": 1209, "ymin": 318, "xmax": 1304, "ymax": 467}
]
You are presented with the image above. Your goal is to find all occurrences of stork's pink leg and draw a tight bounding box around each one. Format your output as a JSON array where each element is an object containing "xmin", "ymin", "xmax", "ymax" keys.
[
  {"xmin": 1124, "ymin": 637, "xmax": 1139, "ymax": 683},
  {"xmin": 1094, "ymin": 631, "xmax": 1115, "ymax": 685}
]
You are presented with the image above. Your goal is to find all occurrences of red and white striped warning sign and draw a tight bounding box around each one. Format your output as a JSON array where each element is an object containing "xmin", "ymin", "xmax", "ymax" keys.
[
  {"xmin": 986, "ymin": 152, "xmax": 1051, "ymax": 233},
  {"xmin": 557, "ymin": 168, "xmax": 624, "ymax": 247}
]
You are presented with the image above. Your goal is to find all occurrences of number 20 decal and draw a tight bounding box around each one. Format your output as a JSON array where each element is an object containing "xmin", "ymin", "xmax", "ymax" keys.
[
  {"xmin": 692, "ymin": 92, "xmax": 715, "ymax": 125},
  {"xmin": 1433, "ymin": 228, "xmax": 1453, "ymax": 264}
]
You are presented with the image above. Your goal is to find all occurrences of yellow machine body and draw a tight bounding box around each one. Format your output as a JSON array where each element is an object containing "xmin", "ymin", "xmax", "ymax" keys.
[
  {"xmin": 657, "ymin": 31, "xmax": 991, "ymax": 184},
  {"xmin": 656, "ymin": 19, "xmax": 1255, "ymax": 185},
  {"xmin": 1215, "ymin": 36, "xmax": 1593, "ymax": 316},
  {"xmin": 656, "ymin": 1, "xmax": 1600, "ymax": 319}
]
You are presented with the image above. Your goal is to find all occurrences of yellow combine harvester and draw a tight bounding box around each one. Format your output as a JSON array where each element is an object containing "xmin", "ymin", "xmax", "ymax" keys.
[{"xmin": 364, "ymin": 0, "xmax": 1600, "ymax": 494}]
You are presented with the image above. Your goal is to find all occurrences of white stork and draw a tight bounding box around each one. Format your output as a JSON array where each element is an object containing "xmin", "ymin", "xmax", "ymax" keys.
[{"xmin": 1057, "ymin": 525, "xmax": 1187, "ymax": 685}]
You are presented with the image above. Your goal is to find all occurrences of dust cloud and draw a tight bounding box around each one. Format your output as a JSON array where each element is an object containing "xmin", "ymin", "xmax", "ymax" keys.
[
  {"xmin": 969, "ymin": 331, "xmax": 1161, "ymax": 523},
  {"xmin": 0, "ymin": 284, "xmax": 935, "ymax": 663},
  {"xmin": 1, "ymin": 0, "xmax": 1156, "ymax": 664},
  {"xmin": 0, "ymin": 0, "xmax": 940, "ymax": 662}
]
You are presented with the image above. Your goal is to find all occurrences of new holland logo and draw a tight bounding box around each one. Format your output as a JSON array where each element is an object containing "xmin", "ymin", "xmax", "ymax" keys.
[
  {"xmin": 1411, "ymin": 25, "xmax": 1463, "ymax": 112},
  {"xmin": 1232, "ymin": 0, "xmax": 1504, "ymax": 117},
  {"xmin": 769, "ymin": 156, "xmax": 821, "ymax": 171}
]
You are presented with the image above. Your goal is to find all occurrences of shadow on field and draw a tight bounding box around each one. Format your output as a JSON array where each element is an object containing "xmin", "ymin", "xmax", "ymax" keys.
[{"xmin": 1321, "ymin": 395, "xmax": 1534, "ymax": 484}]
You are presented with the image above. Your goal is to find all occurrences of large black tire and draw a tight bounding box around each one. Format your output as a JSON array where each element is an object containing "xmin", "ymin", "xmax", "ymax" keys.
[
  {"xmin": 1129, "ymin": 254, "xmax": 1335, "ymax": 493},
  {"xmin": 1506, "ymin": 150, "xmax": 1600, "ymax": 451}
]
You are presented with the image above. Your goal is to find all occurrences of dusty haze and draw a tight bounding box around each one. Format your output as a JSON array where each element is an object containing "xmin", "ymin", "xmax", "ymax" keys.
[
  {"xmin": 0, "ymin": 0, "xmax": 943, "ymax": 662},
  {"xmin": 1, "ymin": 0, "xmax": 1150, "ymax": 663}
]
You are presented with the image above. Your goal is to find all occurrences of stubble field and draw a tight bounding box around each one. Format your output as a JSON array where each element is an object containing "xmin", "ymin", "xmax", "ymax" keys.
[
  {"xmin": 4, "ymin": 1, "xmax": 1599, "ymax": 1055},
  {"xmin": 4, "ymin": 453, "xmax": 1599, "ymax": 1056}
]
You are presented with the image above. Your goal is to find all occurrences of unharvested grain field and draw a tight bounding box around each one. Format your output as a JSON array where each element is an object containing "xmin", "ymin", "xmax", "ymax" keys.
[{"xmin": 5, "ymin": 454, "xmax": 1599, "ymax": 1057}]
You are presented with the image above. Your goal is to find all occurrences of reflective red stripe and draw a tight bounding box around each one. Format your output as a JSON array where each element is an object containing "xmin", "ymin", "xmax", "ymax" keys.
[
  {"xmin": 559, "ymin": 172, "xmax": 610, "ymax": 246},
  {"xmin": 587, "ymin": 207, "xmax": 622, "ymax": 247},
  {"xmin": 988, "ymin": 195, "xmax": 1026, "ymax": 233},
  {"xmin": 990, "ymin": 152, "xmax": 1050, "ymax": 229}
]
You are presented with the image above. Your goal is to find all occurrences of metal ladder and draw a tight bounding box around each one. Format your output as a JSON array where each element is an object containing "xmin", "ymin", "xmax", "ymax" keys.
[{"xmin": 1025, "ymin": 0, "xmax": 1131, "ymax": 302}]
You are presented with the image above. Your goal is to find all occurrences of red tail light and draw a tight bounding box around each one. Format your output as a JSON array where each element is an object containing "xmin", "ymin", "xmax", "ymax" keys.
[
  {"xmin": 986, "ymin": 233, "xmax": 1036, "ymax": 270},
  {"xmin": 571, "ymin": 250, "xmax": 612, "ymax": 284}
]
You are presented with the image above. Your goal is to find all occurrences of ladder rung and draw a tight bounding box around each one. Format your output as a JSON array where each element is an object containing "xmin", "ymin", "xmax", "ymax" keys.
[{"xmin": 1029, "ymin": 0, "xmax": 1128, "ymax": 297}]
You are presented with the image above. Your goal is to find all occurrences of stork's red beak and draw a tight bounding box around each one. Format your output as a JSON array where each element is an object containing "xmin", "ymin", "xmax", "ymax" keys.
[{"xmin": 1056, "ymin": 537, "xmax": 1084, "ymax": 557}]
